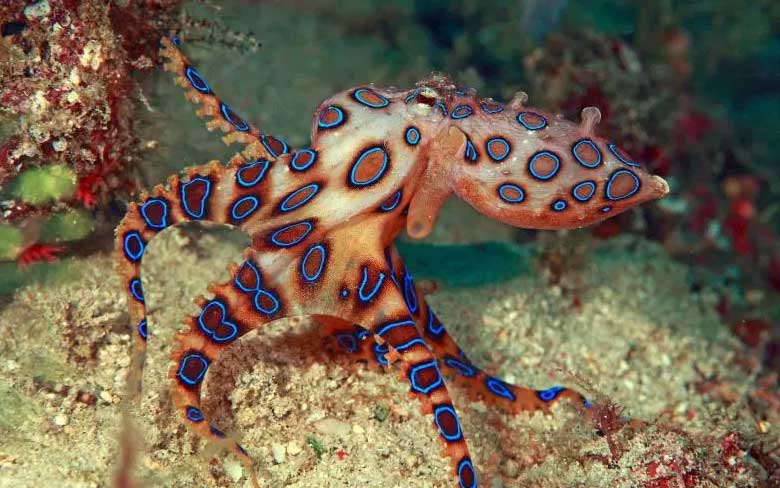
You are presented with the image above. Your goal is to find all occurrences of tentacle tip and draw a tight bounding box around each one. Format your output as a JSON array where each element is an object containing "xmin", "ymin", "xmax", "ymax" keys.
[
  {"xmin": 509, "ymin": 91, "xmax": 529, "ymax": 109},
  {"xmin": 580, "ymin": 106, "xmax": 601, "ymax": 134}
]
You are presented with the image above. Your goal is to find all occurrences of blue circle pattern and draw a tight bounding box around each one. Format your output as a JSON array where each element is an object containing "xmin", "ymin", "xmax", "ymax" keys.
[
  {"xmin": 261, "ymin": 134, "xmax": 289, "ymax": 158},
  {"xmin": 451, "ymin": 105, "xmax": 473, "ymax": 119},
  {"xmin": 186, "ymin": 406, "xmax": 204, "ymax": 422},
  {"xmin": 279, "ymin": 183, "xmax": 320, "ymax": 213},
  {"xmin": 180, "ymin": 177, "xmax": 211, "ymax": 219},
  {"xmin": 140, "ymin": 198, "xmax": 169, "ymax": 230},
  {"xmin": 608, "ymin": 143, "xmax": 640, "ymax": 167},
  {"xmin": 537, "ymin": 386, "xmax": 564, "ymax": 402},
  {"xmin": 379, "ymin": 190, "xmax": 402, "ymax": 212},
  {"xmin": 485, "ymin": 376, "xmax": 516, "ymax": 401},
  {"xmin": 373, "ymin": 343, "xmax": 389, "ymax": 366},
  {"xmin": 197, "ymin": 300, "xmax": 239, "ymax": 343},
  {"xmin": 349, "ymin": 147, "xmax": 389, "ymax": 187},
  {"xmin": 485, "ymin": 137, "xmax": 511, "ymax": 162},
  {"xmin": 433, "ymin": 405, "xmax": 463, "ymax": 442},
  {"xmin": 444, "ymin": 357, "xmax": 477, "ymax": 377},
  {"xmin": 403, "ymin": 269, "xmax": 418, "ymax": 314},
  {"xmin": 480, "ymin": 101, "xmax": 504, "ymax": 114},
  {"xmin": 528, "ymin": 151, "xmax": 561, "ymax": 181},
  {"xmin": 409, "ymin": 360, "xmax": 443, "ymax": 395},
  {"xmin": 552, "ymin": 199, "xmax": 568, "ymax": 212},
  {"xmin": 317, "ymin": 106, "xmax": 345, "ymax": 129},
  {"xmin": 572, "ymin": 139, "xmax": 602, "ymax": 168},
  {"xmin": 357, "ymin": 266, "xmax": 386, "ymax": 302},
  {"xmin": 236, "ymin": 159, "xmax": 270, "ymax": 188},
  {"xmin": 138, "ymin": 319, "xmax": 148, "ymax": 340},
  {"xmin": 184, "ymin": 66, "xmax": 211, "ymax": 94},
  {"xmin": 230, "ymin": 195, "xmax": 260, "ymax": 221},
  {"xmin": 405, "ymin": 127, "xmax": 420, "ymax": 146},
  {"xmin": 177, "ymin": 352, "xmax": 209, "ymax": 386},
  {"xmin": 435, "ymin": 101, "xmax": 448, "ymax": 116},
  {"xmin": 300, "ymin": 244, "xmax": 327, "ymax": 282},
  {"xmin": 426, "ymin": 311, "xmax": 445, "ymax": 337},
  {"xmin": 290, "ymin": 149, "xmax": 318, "ymax": 171},
  {"xmin": 605, "ymin": 169, "xmax": 640, "ymax": 201},
  {"xmin": 352, "ymin": 88, "xmax": 389, "ymax": 108},
  {"xmin": 571, "ymin": 181, "xmax": 597, "ymax": 202},
  {"xmin": 233, "ymin": 260, "xmax": 281, "ymax": 316},
  {"xmin": 270, "ymin": 220, "xmax": 313, "ymax": 248},
  {"xmin": 130, "ymin": 278, "xmax": 144, "ymax": 303},
  {"xmin": 123, "ymin": 231, "xmax": 145, "ymax": 262},
  {"xmin": 464, "ymin": 139, "xmax": 478, "ymax": 162},
  {"xmin": 220, "ymin": 103, "xmax": 249, "ymax": 131},
  {"xmin": 516, "ymin": 111, "xmax": 547, "ymax": 130},
  {"xmin": 497, "ymin": 183, "xmax": 525, "ymax": 204},
  {"xmin": 458, "ymin": 458, "xmax": 478, "ymax": 488}
]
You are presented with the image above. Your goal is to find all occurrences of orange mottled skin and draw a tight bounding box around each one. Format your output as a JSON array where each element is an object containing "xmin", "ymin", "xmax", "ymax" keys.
[{"xmin": 115, "ymin": 36, "xmax": 668, "ymax": 488}]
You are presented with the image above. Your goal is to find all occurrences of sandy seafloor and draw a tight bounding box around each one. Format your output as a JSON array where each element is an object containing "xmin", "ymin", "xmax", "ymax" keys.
[{"xmin": 0, "ymin": 195, "xmax": 771, "ymax": 487}]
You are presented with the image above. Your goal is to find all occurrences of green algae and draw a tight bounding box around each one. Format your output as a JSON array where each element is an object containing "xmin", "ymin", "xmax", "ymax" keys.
[
  {"xmin": 9, "ymin": 164, "xmax": 76, "ymax": 205},
  {"xmin": 0, "ymin": 224, "xmax": 23, "ymax": 260},
  {"xmin": 39, "ymin": 209, "xmax": 95, "ymax": 243}
]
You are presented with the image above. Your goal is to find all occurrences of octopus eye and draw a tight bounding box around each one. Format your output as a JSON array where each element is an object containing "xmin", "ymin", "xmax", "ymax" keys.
[{"xmin": 415, "ymin": 93, "xmax": 437, "ymax": 106}]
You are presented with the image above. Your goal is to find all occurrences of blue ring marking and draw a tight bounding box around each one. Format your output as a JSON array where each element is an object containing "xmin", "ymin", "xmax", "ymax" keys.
[
  {"xmin": 373, "ymin": 343, "xmax": 389, "ymax": 366},
  {"xmin": 197, "ymin": 300, "xmax": 239, "ymax": 343},
  {"xmin": 375, "ymin": 319, "xmax": 416, "ymax": 338},
  {"xmin": 605, "ymin": 169, "xmax": 640, "ymax": 201},
  {"xmin": 253, "ymin": 289, "xmax": 281, "ymax": 315},
  {"xmin": 426, "ymin": 311, "xmax": 445, "ymax": 337},
  {"xmin": 444, "ymin": 357, "xmax": 477, "ymax": 377},
  {"xmin": 485, "ymin": 376, "xmax": 516, "ymax": 401},
  {"xmin": 300, "ymin": 244, "xmax": 326, "ymax": 282},
  {"xmin": 290, "ymin": 149, "xmax": 317, "ymax": 171},
  {"xmin": 409, "ymin": 360, "xmax": 443, "ymax": 395},
  {"xmin": 552, "ymin": 199, "xmax": 568, "ymax": 212},
  {"xmin": 261, "ymin": 134, "xmax": 289, "ymax": 158},
  {"xmin": 130, "ymin": 279, "xmax": 144, "ymax": 303},
  {"xmin": 340, "ymin": 288, "xmax": 349, "ymax": 298},
  {"xmin": 171, "ymin": 35, "xmax": 181, "ymax": 46},
  {"xmin": 180, "ymin": 177, "xmax": 212, "ymax": 219},
  {"xmin": 434, "ymin": 101, "xmax": 448, "ymax": 116},
  {"xmin": 393, "ymin": 338, "xmax": 428, "ymax": 353},
  {"xmin": 451, "ymin": 105, "xmax": 473, "ymax": 119},
  {"xmin": 571, "ymin": 181, "xmax": 597, "ymax": 202},
  {"xmin": 349, "ymin": 147, "xmax": 389, "ymax": 187},
  {"xmin": 123, "ymin": 231, "xmax": 145, "ymax": 262},
  {"xmin": 457, "ymin": 458, "xmax": 478, "ymax": 488},
  {"xmin": 405, "ymin": 127, "xmax": 420, "ymax": 146},
  {"xmin": 336, "ymin": 333, "xmax": 358, "ymax": 353},
  {"xmin": 140, "ymin": 198, "xmax": 169, "ymax": 230},
  {"xmin": 236, "ymin": 159, "xmax": 270, "ymax": 188},
  {"xmin": 352, "ymin": 87, "xmax": 390, "ymax": 108},
  {"xmin": 537, "ymin": 385, "xmax": 564, "ymax": 402},
  {"xmin": 572, "ymin": 138, "xmax": 602, "ymax": 168},
  {"xmin": 234, "ymin": 260, "xmax": 262, "ymax": 293},
  {"xmin": 601, "ymin": 206, "xmax": 612, "ymax": 213},
  {"xmin": 404, "ymin": 89, "xmax": 420, "ymax": 104},
  {"xmin": 497, "ymin": 183, "xmax": 525, "ymax": 204},
  {"xmin": 186, "ymin": 406, "xmax": 204, "ymax": 423},
  {"xmin": 269, "ymin": 220, "xmax": 313, "ymax": 248},
  {"xmin": 528, "ymin": 151, "xmax": 561, "ymax": 181},
  {"xmin": 433, "ymin": 405, "xmax": 463, "ymax": 442},
  {"xmin": 357, "ymin": 266, "xmax": 386, "ymax": 302},
  {"xmin": 177, "ymin": 353, "xmax": 209, "ymax": 386},
  {"xmin": 318, "ymin": 106, "xmax": 345, "ymax": 129},
  {"xmin": 464, "ymin": 139, "xmax": 478, "ymax": 162},
  {"xmin": 379, "ymin": 189, "xmax": 402, "ymax": 212},
  {"xmin": 455, "ymin": 88, "xmax": 468, "ymax": 96},
  {"xmin": 608, "ymin": 143, "xmax": 640, "ymax": 167},
  {"xmin": 516, "ymin": 111, "xmax": 547, "ymax": 130},
  {"xmin": 219, "ymin": 103, "xmax": 249, "ymax": 131},
  {"xmin": 209, "ymin": 425, "xmax": 226, "ymax": 438},
  {"xmin": 138, "ymin": 319, "xmax": 148, "ymax": 340},
  {"xmin": 279, "ymin": 183, "xmax": 320, "ymax": 213},
  {"xmin": 184, "ymin": 66, "xmax": 211, "ymax": 94},
  {"xmin": 230, "ymin": 195, "xmax": 260, "ymax": 221},
  {"xmin": 403, "ymin": 271, "xmax": 418, "ymax": 314},
  {"xmin": 485, "ymin": 137, "xmax": 511, "ymax": 162},
  {"xmin": 583, "ymin": 398, "xmax": 593, "ymax": 409},
  {"xmin": 480, "ymin": 101, "xmax": 504, "ymax": 114}
]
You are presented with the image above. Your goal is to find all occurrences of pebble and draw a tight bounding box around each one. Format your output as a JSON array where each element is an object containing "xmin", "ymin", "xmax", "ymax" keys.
[
  {"xmin": 53, "ymin": 413, "xmax": 69, "ymax": 426},
  {"xmin": 287, "ymin": 441, "xmax": 302, "ymax": 455},
  {"xmin": 222, "ymin": 458, "xmax": 243, "ymax": 482},
  {"xmin": 271, "ymin": 443, "xmax": 286, "ymax": 464},
  {"xmin": 24, "ymin": 0, "xmax": 50, "ymax": 19},
  {"xmin": 313, "ymin": 418, "xmax": 351, "ymax": 437},
  {"xmin": 352, "ymin": 424, "xmax": 365, "ymax": 434}
]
